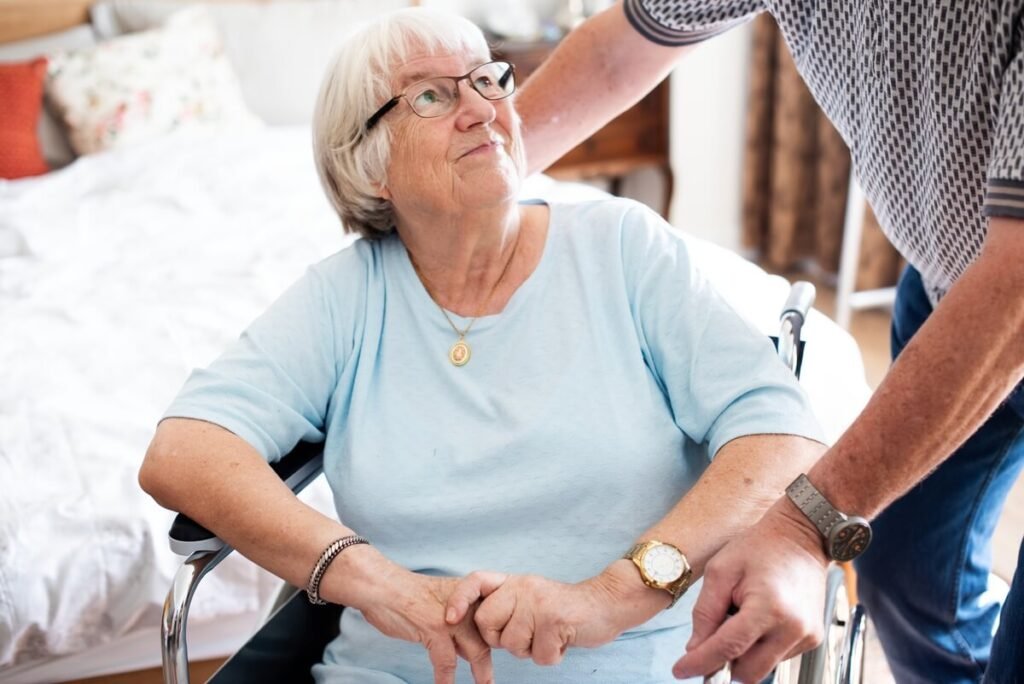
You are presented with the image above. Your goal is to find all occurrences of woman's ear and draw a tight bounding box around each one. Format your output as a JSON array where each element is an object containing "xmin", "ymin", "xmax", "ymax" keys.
[{"xmin": 377, "ymin": 184, "xmax": 392, "ymax": 201}]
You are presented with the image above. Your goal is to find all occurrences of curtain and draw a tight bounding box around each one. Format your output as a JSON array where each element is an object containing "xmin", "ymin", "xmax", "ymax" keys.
[{"xmin": 741, "ymin": 14, "xmax": 901, "ymax": 291}]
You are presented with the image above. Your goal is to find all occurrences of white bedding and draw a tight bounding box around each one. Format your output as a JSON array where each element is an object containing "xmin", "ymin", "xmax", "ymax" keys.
[
  {"xmin": 0, "ymin": 126, "xmax": 870, "ymax": 681},
  {"xmin": 0, "ymin": 126, "xmax": 348, "ymax": 679}
]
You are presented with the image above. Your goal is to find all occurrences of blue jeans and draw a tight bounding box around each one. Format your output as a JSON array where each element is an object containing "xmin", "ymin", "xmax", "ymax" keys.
[{"xmin": 854, "ymin": 266, "xmax": 1024, "ymax": 683}]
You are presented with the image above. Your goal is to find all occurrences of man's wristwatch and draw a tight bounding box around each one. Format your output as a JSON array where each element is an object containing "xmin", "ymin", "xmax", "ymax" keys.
[
  {"xmin": 623, "ymin": 540, "xmax": 693, "ymax": 608},
  {"xmin": 785, "ymin": 474, "xmax": 872, "ymax": 562}
]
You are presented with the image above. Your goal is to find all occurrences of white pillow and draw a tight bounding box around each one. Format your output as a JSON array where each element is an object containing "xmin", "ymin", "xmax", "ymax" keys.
[
  {"xmin": 90, "ymin": 0, "xmax": 412, "ymax": 125},
  {"xmin": 45, "ymin": 8, "xmax": 259, "ymax": 155},
  {"xmin": 0, "ymin": 25, "xmax": 97, "ymax": 167}
]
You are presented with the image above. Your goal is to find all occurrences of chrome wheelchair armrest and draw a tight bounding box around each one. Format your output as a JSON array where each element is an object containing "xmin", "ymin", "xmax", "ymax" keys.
[{"xmin": 163, "ymin": 441, "xmax": 326, "ymax": 684}]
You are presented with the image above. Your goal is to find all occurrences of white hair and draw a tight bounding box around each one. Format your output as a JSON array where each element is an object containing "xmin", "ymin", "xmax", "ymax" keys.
[{"xmin": 312, "ymin": 8, "xmax": 493, "ymax": 238}]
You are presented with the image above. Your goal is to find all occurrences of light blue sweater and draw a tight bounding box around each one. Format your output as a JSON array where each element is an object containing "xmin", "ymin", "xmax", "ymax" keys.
[{"xmin": 165, "ymin": 199, "xmax": 823, "ymax": 683}]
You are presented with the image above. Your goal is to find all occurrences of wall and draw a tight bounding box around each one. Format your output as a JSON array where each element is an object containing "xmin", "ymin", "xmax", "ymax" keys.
[
  {"xmin": 427, "ymin": 0, "xmax": 753, "ymax": 251},
  {"xmin": 667, "ymin": 22, "xmax": 751, "ymax": 252}
]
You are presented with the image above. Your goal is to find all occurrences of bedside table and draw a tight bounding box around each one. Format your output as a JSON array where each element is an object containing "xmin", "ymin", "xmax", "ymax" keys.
[{"xmin": 494, "ymin": 38, "xmax": 673, "ymax": 217}]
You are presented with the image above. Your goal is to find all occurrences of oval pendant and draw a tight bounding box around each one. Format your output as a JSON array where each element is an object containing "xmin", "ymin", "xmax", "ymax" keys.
[{"xmin": 449, "ymin": 339, "xmax": 471, "ymax": 366}]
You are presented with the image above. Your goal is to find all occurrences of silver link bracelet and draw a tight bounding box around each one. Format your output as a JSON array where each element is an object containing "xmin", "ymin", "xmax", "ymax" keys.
[{"xmin": 306, "ymin": 535, "xmax": 370, "ymax": 605}]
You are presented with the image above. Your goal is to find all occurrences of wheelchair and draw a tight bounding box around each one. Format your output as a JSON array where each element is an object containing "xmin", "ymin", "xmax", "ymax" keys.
[{"xmin": 160, "ymin": 282, "xmax": 868, "ymax": 684}]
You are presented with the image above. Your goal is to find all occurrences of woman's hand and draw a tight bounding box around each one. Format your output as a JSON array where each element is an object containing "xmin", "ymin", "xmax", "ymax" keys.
[
  {"xmin": 357, "ymin": 567, "xmax": 508, "ymax": 684},
  {"xmin": 445, "ymin": 563, "xmax": 666, "ymax": 666}
]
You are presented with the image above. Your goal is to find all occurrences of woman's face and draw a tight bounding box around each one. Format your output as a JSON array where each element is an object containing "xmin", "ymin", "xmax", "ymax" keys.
[{"xmin": 379, "ymin": 50, "xmax": 525, "ymax": 219}]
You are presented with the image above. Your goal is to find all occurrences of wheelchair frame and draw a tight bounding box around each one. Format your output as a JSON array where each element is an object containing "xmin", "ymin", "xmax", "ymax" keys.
[{"xmin": 160, "ymin": 281, "xmax": 868, "ymax": 684}]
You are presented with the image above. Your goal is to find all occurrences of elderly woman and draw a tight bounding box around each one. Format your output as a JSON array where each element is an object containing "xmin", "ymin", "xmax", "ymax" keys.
[{"xmin": 140, "ymin": 8, "xmax": 828, "ymax": 683}]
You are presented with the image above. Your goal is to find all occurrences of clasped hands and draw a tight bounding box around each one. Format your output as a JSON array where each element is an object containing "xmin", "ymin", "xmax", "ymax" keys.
[
  {"xmin": 357, "ymin": 501, "xmax": 831, "ymax": 684},
  {"xmin": 359, "ymin": 559, "xmax": 664, "ymax": 684}
]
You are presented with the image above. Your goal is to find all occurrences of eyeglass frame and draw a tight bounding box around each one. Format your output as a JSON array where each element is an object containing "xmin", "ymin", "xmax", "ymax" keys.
[{"xmin": 363, "ymin": 60, "xmax": 516, "ymax": 133}]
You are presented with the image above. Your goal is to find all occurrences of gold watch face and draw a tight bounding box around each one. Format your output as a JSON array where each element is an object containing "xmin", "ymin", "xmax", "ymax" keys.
[{"xmin": 641, "ymin": 544, "xmax": 686, "ymax": 585}]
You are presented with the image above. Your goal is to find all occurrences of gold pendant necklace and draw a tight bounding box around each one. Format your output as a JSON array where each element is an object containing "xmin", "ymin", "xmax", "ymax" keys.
[
  {"xmin": 411, "ymin": 234, "xmax": 519, "ymax": 367},
  {"xmin": 438, "ymin": 307, "xmax": 475, "ymax": 366},
  {"xmin": 449, "ymin": 337, "xmax": 471, "ymax": 366}
]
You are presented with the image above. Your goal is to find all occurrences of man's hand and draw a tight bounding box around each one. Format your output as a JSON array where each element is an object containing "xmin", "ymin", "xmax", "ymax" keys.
[
  {"xmin": 673, "ymin": 501, "xmax": 830, "ymax": 683},
  {"xmin": 446, "ymin": 562, "xmax": 666, "ymax": 666}
]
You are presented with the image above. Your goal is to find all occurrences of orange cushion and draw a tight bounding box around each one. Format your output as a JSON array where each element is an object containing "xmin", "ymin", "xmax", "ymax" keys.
[{"xmin": 0, "ymin": 57, "xmax": 50, "ymax": 179}]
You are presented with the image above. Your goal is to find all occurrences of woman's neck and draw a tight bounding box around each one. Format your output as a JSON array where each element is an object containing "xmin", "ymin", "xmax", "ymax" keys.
[{"xmin": 399, "ymin": 202, "xmax": 542, "ymax": 317}]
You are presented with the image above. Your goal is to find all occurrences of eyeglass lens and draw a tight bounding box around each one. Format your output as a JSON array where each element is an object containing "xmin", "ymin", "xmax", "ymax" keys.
[{"xmin": 406, "ymin": 62, "xmax": 514, "ymax": 118}]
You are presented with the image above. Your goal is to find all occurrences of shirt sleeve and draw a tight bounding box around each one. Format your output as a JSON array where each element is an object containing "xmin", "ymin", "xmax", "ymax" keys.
[
  {"xmin": 162, "ymin": 266, "xmax": 341, "ymax": 462},
  {"xmin": 984, "ymin": 41, "xmax": 1024, "ymax": 220},
  {"xmin": 619, "ymin": 203, "xmax": 825, "ymax": 458},
  {"xmin": 623, "ymin": 0, "xmax": 764, "ymax": 47}
]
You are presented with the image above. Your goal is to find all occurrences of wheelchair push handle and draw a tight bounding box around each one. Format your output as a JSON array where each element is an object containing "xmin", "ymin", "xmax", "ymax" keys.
[
  {"xmin": 781, "ymin": 281, "xmax": 816, "ymax": 325},
  {"xmin": 777, "ymin": 281, "xmax": 815, "ymax": 377}
]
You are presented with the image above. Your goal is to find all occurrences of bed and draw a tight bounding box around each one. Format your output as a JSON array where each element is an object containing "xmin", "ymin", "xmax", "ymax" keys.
[{"xmin": 0, "ymin": 2, "xmax": 873, "ymax": 682}]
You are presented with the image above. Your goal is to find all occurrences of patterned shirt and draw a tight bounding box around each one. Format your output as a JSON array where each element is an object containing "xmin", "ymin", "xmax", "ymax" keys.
[{"xmin": 625, "ymin": 0, "xmax": 1024, "ymax": 303}]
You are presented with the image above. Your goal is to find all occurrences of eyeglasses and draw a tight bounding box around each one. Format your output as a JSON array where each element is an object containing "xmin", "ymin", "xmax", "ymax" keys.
[{"xmin": 364, "ymin": 61, "xmax": 516, "ymax": 132}]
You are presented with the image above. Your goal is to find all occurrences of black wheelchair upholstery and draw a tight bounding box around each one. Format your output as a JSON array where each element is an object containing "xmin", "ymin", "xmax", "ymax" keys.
[{"xmin": 209, "ymin": 587, "xmax": 342, "ymax": 683}]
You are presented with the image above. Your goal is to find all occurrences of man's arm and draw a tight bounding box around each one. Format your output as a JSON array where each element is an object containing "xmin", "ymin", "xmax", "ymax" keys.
[
  {"xmin": 809, "ymin": 216, "xmax": 1024, "ymax": 515},
  {"xmin": 675, "ymin": 217, "xmax": 1024, "ymax": 682},
  {"xmin": 516, "ymin": 2, "xmax": 690, "ymax": 174}
]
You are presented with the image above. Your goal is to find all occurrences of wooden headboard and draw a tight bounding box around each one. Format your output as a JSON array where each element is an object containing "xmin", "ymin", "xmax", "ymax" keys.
[
  {"xmin": 0, "ymin": 0, "xmax": 421, "ymax": 44},
  {"xmin": 0, "ymin": 0, "xmax": 266, "ymax": 43},
  {"xmin": 0, "ymin": 0, "xmax": 95, "ymax": 43}
]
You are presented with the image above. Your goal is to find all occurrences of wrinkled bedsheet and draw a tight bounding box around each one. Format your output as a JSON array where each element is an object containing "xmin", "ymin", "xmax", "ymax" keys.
[{"xmin": 0, "ymin": 126, "xmax": 348, "ymax": 669}]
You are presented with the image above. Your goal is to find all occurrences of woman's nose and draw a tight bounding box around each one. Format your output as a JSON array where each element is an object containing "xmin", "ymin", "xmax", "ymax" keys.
[{"xmin": 453, "ymin": 80, "xmax": 496, "ymax": 129}]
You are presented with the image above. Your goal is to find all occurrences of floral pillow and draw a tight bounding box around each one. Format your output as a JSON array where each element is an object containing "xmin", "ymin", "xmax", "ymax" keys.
[{"xmin": 45, "ymin": 7, "xmax": 258, "ymax": 155}]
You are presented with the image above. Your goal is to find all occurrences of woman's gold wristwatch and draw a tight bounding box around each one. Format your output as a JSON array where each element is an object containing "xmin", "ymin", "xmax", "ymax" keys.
[{"xmin": 623, "ymin": 540, "xmax": 694, "ymax": 608}]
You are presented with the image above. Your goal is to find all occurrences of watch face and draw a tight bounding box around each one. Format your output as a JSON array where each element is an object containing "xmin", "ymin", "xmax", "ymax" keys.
[
  {"xmin": 828, "ymin": 518, "xmax": 872, "ymax": 562},
  {"xmin": 642, "ymin": 544, "xmax": 685, "ymax": 583}
]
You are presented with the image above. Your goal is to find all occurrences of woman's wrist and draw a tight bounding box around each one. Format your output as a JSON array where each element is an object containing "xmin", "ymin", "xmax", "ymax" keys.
[
  {"xmin": 589, "ymin": 559, "xmax": 670, "ymax": 632},
  {"xmin": 317, "ymin": 543, "xmax": 405, "ymax": 610}
]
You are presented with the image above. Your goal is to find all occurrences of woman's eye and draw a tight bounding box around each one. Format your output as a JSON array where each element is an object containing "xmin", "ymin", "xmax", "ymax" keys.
[
  {"xmin": 414, "ymin": 89, "xmax": 440, "ymax": 106},
  {"xmin": 473, "ymin": 76, "xmax": 494, "ymax": 90}
]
